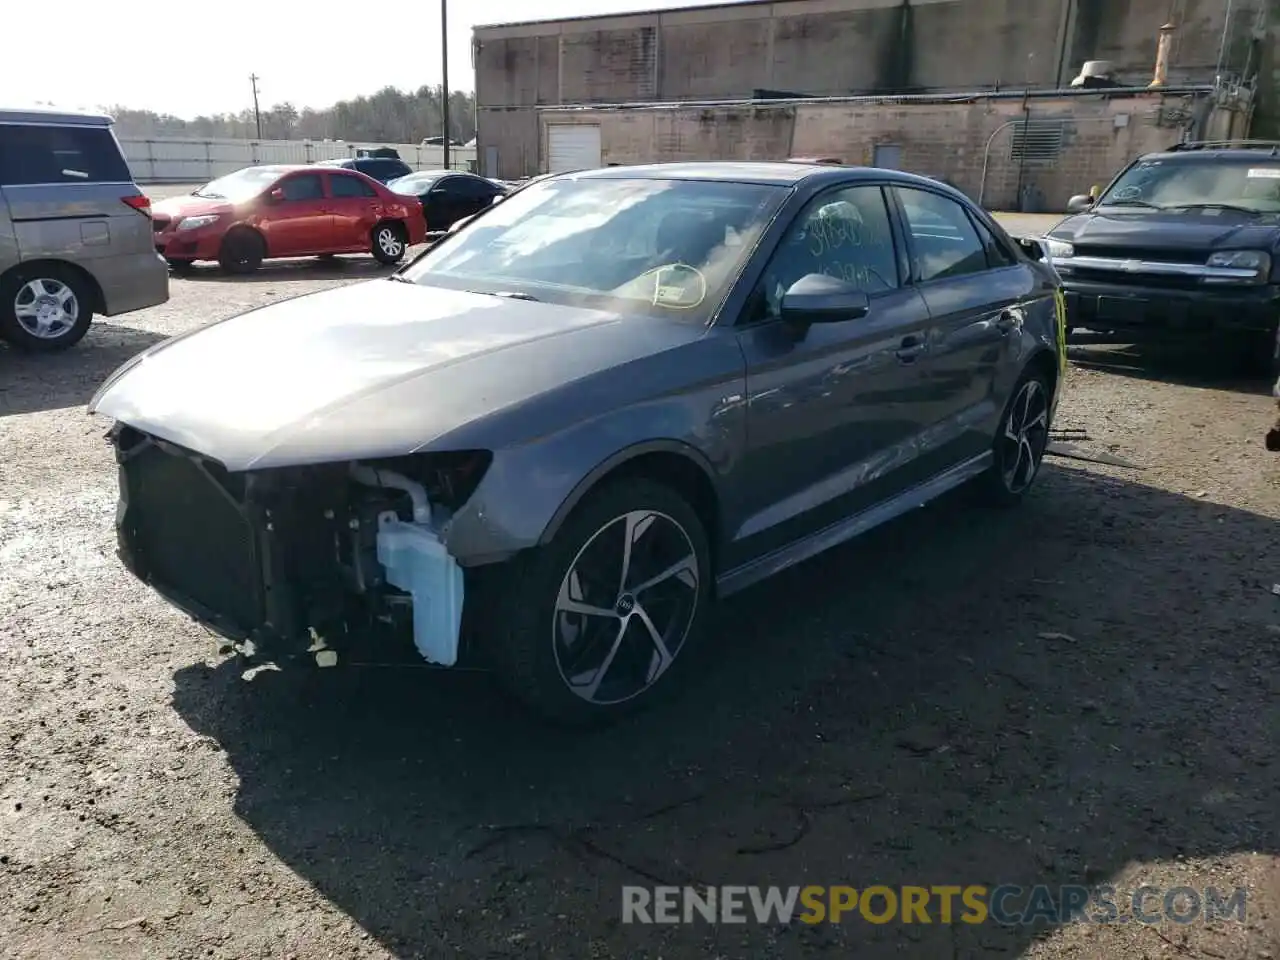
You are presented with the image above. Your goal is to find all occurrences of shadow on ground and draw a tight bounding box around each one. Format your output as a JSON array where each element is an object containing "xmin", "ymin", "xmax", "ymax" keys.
[
  {"xmin": 174, "ymin": 251, "xmax": 427, "ymax": 284},
  {"xmin": 0, "ymin": 323, "xmax": 168, "ymax": 418},
  {"xmin": 1067, "ymin": 341, "xmax": 1276, "ymax": 397},
  {"xmin": 171, "ymin": 463, "xmax": 1279, "ymax": 959}
]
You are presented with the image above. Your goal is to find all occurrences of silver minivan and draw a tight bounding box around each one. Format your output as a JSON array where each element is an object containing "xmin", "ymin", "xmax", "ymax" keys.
[{"xmin": 0, "ymin": 106, "xmax": 169, "ymax": 352}]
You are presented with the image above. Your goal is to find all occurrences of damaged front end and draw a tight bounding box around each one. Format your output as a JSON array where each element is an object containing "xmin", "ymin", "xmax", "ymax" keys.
[{"xmin": 109, "ymin": 423, "xmax": 492, "ymax": 669}]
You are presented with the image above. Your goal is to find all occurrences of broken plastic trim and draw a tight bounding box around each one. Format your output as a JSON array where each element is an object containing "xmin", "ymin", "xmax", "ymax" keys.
[{"xmin": 351, "ymin": 462, "xmax": 465, "ymax": 666}]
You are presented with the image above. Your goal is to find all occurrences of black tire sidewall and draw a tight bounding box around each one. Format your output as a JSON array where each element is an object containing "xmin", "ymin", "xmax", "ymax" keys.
[
  {"xmin": 0, "ymin": 267, "xmax": 93, "ymax": 352},
  {"xmin": 218, "ymin": 230, "xmax": 264, "ymax": 274},
  {"xmin": 371, "ymin": 222, "xmax": 406, "ymax": 264},
  {"xmin": 488, "ymin": 477, "xmax": 713, "ymax": 727}
]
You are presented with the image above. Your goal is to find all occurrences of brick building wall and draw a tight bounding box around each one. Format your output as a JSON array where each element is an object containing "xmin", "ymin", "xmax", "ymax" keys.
[
  {"xmin": 538, "ymin": 91, "xmax": 1230, "ymax": 211},
  {"xmin": 477, "ymin": 0, "xmax": 1271, "ymax": 180}
]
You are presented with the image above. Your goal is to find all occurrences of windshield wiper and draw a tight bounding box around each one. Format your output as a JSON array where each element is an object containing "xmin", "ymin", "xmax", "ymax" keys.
[
  {"xmin": 387, "ymin": 273, "xmax": 415, "ymax": 283},
  {"xmin": 485, "ymin": 290, "xmax": 541, "ymax": 302},
  {"xmin": 193, "ymin": 191, "xmax": 224, "ymax": 199},
  {"xmin": 1164, "ymin": 202, "xmax": 1260, "ymax": 215},
  {"xmin": 1099, "ymin": 198, "xmax": 1161, "ymax": 208}
]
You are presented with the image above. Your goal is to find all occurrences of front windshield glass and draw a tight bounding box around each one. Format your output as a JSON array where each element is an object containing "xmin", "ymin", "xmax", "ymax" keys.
[
  {"xmin": 193, "ymin": 166, "xmax": 284, "ymax": 202},
  {"xmin": 1097, "ymin": 157, "xmax": 1280, "ymax": 213},
  {"xmin": 389, "ymin": 172, "xmax": 446, "ymax": 194},
  {"xmin": 401, "ymin": 176, "xmax": 787, "ymax": 323}
]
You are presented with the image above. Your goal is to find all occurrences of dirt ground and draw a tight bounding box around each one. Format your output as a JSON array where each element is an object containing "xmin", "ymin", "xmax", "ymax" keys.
[{"xmin": 1, "ymin": 191, "xmax": 1278, "ymax": 960}]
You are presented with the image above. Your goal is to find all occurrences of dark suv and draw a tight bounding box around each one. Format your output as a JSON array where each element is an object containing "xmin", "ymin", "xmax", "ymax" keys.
[
  {"xmin": 1045, "ymin": 140, "xmax": 1280, "ymax": 375},
  {"xmin": 316, "ymin": 156, "xmax": 413, "ymax": 184}
]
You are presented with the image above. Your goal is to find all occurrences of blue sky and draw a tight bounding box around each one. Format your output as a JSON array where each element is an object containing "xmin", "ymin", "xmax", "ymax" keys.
[{"xmin": 6, "ymin": 0, "xmax": 738, "ymax": 118}]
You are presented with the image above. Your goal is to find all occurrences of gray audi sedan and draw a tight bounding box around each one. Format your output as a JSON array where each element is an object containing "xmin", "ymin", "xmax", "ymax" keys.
[{"xmin": 88, "ymin": 161, "xmax": 1066, "ymax": 725}]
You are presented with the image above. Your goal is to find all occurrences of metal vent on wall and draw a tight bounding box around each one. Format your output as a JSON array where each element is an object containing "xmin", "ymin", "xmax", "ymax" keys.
[{"xmin": 1008, "ymin": 120, "xmax": 1066, "ymax": 164}]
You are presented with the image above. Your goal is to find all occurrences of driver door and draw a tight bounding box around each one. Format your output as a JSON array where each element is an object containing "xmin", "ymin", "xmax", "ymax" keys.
[{"xmin": 729, "ymin": 183, "xmax": 935, "ymax": 565}]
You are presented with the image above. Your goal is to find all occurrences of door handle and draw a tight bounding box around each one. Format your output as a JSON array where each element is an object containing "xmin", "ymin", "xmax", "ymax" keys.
[
  {"xmin": 895, "ymin": 334, "xmax": 927, "ymax": 362},
  {"xmin": 996, "ymin": 310, "xmax": 1018, "ymax": 333}
]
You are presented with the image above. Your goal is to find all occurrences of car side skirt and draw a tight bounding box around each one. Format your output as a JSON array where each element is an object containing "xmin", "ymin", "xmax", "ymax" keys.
[{"xmin": 715, "ymin": 451, "xmax": 993, "ymax": 597}]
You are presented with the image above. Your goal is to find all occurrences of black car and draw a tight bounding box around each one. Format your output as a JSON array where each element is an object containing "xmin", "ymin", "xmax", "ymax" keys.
[
  {"xmin": 1045, "ymin": 140, "xmax": 1280, "ymax": 375},
  {"xmin": 386, "ymin": 170, "xmax": 507, "ymax": 231},
  {"xmin": 316, "ymin": 156, "xmax": 414, "ymax": 184}
]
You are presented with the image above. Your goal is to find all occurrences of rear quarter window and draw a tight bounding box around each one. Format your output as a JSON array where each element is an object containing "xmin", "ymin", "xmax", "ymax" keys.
[{"xmin": 0, "ymin": 123, "xmax": 133, "ymax": 186}]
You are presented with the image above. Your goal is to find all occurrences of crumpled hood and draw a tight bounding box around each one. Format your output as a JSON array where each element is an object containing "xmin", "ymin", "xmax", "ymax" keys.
[
  {"xmin": 1049, "ymin": 210, "xmax": 1280, "ymax": 252},
  {"xmin": 89, "ymin": 279, "xmax": 692, "ymax": 471}
]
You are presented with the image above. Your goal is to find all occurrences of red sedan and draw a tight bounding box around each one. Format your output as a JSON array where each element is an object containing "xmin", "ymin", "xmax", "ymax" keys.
[{"xmin": 151, "ymin": 164, "xmax": 428, "ymax": 274}]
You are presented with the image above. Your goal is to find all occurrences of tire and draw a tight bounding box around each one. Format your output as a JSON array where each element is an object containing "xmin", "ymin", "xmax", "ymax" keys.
[
  {"xmin": 1237, "ymin": 329, "xmax": 1280, "ymax": 379},
  {"xmin": 0, "ymin": 266, "xmax": 94, "ymax": 352},
  {"xmin": 974, "ymin": 365, "xmax": 1053, "ymax": 507},
  {"xmin": 371, "ymin": 221, "xmax": 407, "ymax": 265},
  {"xmin": 486, "ymin": 477, "xmax": 712, "ymax": 727},
  {"xmin": 217, "ymin": 229, "xmax": 265, "ymax": 275}
]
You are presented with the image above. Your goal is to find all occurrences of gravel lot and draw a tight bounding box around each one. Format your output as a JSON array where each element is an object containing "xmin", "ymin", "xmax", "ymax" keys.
[{"xmin": 1, "ymin": 190, "xmax": 1278, "ymax": 960}]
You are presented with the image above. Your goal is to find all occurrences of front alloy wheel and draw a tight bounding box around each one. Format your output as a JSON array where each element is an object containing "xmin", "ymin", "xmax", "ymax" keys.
[
  {"xmin": 489, "ymin": 478, "xmax": 711, "ymax": 725},
  {"xmin": 553, "ymin": 509, "xmax": 700, "ymax": 706}
]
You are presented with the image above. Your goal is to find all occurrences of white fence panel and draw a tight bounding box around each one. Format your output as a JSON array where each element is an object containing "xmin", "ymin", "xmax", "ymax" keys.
[{"xmin": 117, "ymin": 136, "xmax": 478, "ymax": 183}]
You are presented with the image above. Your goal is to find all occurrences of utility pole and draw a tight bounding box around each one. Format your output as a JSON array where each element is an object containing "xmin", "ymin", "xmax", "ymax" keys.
[
  {"xmin": 249, "ymin": 73, "xmax": 263, "ymax": 139},
  {"xmin": 441, "ymin": 0, "xmax": 451, "ymax": 170}
]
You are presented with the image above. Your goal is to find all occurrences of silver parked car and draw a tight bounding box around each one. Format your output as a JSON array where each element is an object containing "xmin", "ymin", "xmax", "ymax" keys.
[
  {"xmin": 88, "ymin": 162, "xmax": 1066, "ymax": 725},
  {"xmin": 0, "ymin": 106, "xmax": 169, "ymax": 352}
]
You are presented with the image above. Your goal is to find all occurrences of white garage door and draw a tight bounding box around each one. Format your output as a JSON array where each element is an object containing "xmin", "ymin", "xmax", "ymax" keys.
[{"xmin": 547, "ymin": 124, "xmax": 602, "ymax": 172}]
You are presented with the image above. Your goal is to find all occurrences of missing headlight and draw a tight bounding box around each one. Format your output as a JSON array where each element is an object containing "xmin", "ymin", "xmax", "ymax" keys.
[{"xmin": 362, "ymin": 450, "xmax": 492, "ymax": 513}]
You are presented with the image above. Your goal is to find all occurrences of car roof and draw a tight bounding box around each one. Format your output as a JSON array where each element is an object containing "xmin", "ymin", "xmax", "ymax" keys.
[
  {"xmin": 238, "ymin": 164, "xmax": 316, "ymax": 175},
  {"xmin": 572, "ymin": 161, "xmax": 960, "ymax": 189},
  {"xmin": 0, "ymin": 104, "xmax": 114, "ymax": 126}
]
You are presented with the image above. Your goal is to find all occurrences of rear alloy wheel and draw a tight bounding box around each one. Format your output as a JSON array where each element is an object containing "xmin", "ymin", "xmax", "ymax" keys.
[
  {"xmin": 977, "ymin": 368, "xmax": 1052, "ymax": 506},
  {"xmin": 371, "ymin": 222, "xmax": 407, "ymax": 264},
  {"xmin": 489, "ymin": 478, "xmax": 711, "ymax": 726},
  {"xmin": 0, "ymin": 268, "xmax": 93, "ymax": 352}
]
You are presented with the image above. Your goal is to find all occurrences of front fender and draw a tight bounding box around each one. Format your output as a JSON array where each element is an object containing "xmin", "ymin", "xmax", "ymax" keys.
[
  {"xmin": 536, "ymin": 438, "xmax": 720, "ymax": 545},
  {"xmin": 440, "ymin": 342, "xmax": 748, "ymax": 565}
]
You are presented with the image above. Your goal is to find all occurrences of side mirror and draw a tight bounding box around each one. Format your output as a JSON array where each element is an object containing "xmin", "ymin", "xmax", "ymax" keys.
[
  {"xmin": 1017, "ymin": 237, "xmax": 1046, "ymax": 261},
  {"xmin": 780, "ymin": 274, "xmax": 870, "ymax": 327},
  {"xmin": 267, "ymin": 187, "xmax": 286, "ymax": 203},
  {"xmin": 1066, "ymin": 194, "xmax": 1094, "ymax": 214}
]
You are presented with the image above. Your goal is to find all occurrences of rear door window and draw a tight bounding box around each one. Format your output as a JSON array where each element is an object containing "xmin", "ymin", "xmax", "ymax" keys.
[
  {"xmin": 0, "ymin": 123, "xmax": 133, "ymax": 186},
  {"xmin": 330, "ymin": 173, "xmax": 378, "ymax": 198},
  {"xmin": 894, "ymin": 187, "xmax": 991, "ymax": 282},
  {"xmin": 454, "ymin": 176, "xmax": 497, "ymax": 202}
]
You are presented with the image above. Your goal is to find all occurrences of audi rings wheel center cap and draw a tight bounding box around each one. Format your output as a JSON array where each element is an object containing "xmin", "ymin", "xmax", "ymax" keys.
[{"xmin": 614, "ymin": 594, "xmax": 637, "ymax": 617}]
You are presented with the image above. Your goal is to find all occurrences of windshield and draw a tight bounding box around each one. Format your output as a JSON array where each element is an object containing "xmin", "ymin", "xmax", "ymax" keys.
[
  {"xmin": 389, "ymin": 172, "xmax": 446, "ymax": 194},
  {"xmin": 1097, "ymin": 157, "xmax": 1280, "ymax": 213},
  {"xmin": 193, "ymin": 166, "xmax": 284, "ymax": 202},
  {"xmin": 401, "ymin": 176, "xmax": 787, "ymax": 323}
]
